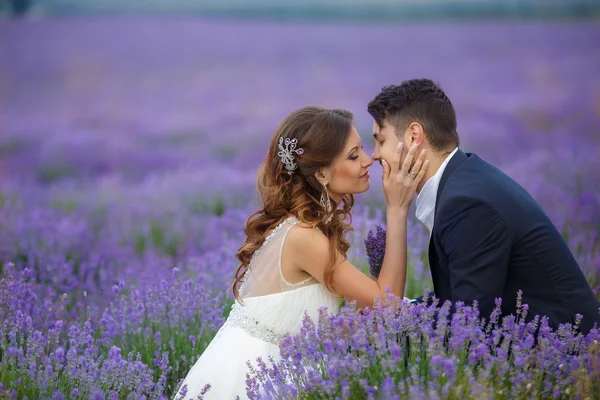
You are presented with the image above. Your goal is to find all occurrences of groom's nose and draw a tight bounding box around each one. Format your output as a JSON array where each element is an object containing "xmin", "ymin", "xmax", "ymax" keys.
[{"xmin": 371, "ymin": 149, "xmax": 380, "ymax": 164}]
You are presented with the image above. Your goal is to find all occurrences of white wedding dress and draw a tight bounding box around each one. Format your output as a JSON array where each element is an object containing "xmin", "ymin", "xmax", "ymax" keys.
[{"xmin": 175, "ymin": 216, "xmax": 340, "ymax": 400}]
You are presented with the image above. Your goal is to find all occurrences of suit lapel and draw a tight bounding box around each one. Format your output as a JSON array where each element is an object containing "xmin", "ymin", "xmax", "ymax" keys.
[
  {"xmin": 428, "ymin": 149, "xmax": 468, "ymax": 297},
  {"xmin": 434, "ymin": 148, "xmax": 468, "ymax": 218}
]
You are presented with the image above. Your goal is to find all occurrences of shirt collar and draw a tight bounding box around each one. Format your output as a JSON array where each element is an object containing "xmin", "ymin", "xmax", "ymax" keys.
[{"xmin": 415, "ymin": 147, "xmax": 458, "ymax": 233}]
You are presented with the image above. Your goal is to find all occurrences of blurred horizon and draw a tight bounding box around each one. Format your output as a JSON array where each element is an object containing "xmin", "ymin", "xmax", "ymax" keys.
[{"xmin": 2, "ymin": 0, "xmax": 600, "ymax": 20}]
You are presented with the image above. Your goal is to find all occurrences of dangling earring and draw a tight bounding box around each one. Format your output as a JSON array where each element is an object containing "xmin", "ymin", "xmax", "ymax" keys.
[{"xmin": 320, "ymin": 181, "xmax": 332, "ymax": 213}]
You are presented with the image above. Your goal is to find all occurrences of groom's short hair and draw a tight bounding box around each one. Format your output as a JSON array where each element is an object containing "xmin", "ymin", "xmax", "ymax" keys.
[{"xmin": 368, "ymin": 79, "xmax": 459, "ymax": 151}]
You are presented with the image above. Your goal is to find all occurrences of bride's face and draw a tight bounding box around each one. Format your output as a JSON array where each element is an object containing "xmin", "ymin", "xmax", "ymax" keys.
[{"xmin": 320, "ymin": 126, "xmax": 373, "ymax": 203}]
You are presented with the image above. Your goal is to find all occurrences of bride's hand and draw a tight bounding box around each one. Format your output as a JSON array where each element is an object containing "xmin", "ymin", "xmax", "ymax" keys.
[{"xmin": 382, "ymin": 143, "xmax": 429, "ymax": 211}]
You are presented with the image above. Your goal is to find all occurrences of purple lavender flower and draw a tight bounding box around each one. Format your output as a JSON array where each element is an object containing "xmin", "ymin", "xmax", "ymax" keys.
[{"xmin": 364, "ymin": 225, "xmax": 386, "ymax": 278}]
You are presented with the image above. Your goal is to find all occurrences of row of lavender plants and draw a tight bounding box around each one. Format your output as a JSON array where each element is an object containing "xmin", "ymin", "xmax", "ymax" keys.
[
  {"xmin": 246, "ymin": 294, "xmax": 600, "ymax": 399},
  {"xmin": 1, "ymin": 150, "xmax": 598, "ymax": 399},
  {"xmin": 1, "ymin": 17, "xmax": 599, "ymax": 399},
  {"xmin": 2, "ymin": 198, "xmax": 598, "ymax": 399}
]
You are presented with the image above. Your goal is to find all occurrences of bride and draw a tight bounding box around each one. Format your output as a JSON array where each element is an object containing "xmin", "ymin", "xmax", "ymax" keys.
[{"xmin": 174, "ymin": 106, "xmax": 428, "ymax": 399}]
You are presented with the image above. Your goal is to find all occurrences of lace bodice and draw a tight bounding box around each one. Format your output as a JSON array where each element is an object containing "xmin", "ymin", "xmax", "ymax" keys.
[
  {"xmin": 224, "ymin": 217, "xmax": 339, "ymax": 344},
  {"xmin": 239, "ymin": 216, "xmax": 317, "ymax": 297}
]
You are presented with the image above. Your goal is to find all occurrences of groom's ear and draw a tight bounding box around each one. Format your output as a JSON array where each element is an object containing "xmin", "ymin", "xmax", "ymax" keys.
[{"xmin": 408, "ymin": 122, "xmax": 425, "ymax": 146}]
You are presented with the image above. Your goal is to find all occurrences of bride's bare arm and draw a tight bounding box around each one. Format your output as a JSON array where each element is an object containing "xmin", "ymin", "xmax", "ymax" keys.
[{"xmin": 287, "ymin": 209, "xmax": 407, "ymax": 309}]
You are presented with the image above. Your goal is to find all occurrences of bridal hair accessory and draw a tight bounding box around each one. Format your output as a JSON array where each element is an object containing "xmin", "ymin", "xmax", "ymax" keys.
[
  {"xmin": 278, "ymin": 137, "xmax": 304, "ymax": 175},
  {"xmin": 320, "ymin": 181, "xmax": 332, "ymax": 213}
]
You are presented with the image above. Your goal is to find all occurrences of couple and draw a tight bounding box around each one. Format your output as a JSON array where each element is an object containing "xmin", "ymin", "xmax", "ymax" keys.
[{"xmin": 175, "ymin": 78, "xmax": 600, "ymax": 399}]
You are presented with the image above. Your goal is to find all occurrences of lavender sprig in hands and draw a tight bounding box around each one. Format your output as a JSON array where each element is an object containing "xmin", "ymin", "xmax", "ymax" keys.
[{"xmin": 364, "ymin": 225, "xmax": 386, "ymax": 278}]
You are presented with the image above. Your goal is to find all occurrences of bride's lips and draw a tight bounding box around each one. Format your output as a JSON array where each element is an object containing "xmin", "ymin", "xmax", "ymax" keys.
[{"xmin": 360, "ymin": 171, "xmax": 370, "ymax": 179}]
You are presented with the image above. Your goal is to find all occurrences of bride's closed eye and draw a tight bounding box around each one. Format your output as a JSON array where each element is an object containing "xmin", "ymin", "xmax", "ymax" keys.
[{"xmin": 349, "ymin": 146, "xmax": 365, "ymax": 160}]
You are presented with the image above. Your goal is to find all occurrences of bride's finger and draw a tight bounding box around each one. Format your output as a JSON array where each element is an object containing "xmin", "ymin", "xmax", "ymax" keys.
[
  {"xmin": 392, "ymin": 142, "xmax": 403, "ymax": 173},
  {"xmin": 414, "ymin": 159, "xmax": 430, "ymax": 184},
  {"xmin": 408, "ymin": 149, "xmax": 427, "ymax": 178},
  {"xmin": 400, "ymin": 143, "xmax": 418, "ymax": 176},
  {"xmin": 382, "ymin": 159, "xmax": 390, "ymax": 181}
]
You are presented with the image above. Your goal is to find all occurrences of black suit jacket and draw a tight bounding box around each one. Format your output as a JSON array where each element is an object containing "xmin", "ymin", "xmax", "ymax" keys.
[{"xmin": 426, "ymin": 149, "xmax": 600, "ymax": 333}]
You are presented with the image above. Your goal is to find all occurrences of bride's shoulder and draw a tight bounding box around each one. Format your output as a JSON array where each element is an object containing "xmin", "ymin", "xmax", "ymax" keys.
[{"xmin": 285, "ymin": 222, "xmax": 329, "ymax": 256}]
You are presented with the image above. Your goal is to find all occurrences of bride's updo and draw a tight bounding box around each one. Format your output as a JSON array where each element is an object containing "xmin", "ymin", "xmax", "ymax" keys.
[{"xmin": 233, "ymin": 106, "xmax": 356, "ymax": 300}]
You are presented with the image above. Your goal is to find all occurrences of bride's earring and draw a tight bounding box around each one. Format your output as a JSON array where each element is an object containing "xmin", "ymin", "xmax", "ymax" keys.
[{"xmin": 320, "ymin": 181, "xmax": 332, "ymax": 213}]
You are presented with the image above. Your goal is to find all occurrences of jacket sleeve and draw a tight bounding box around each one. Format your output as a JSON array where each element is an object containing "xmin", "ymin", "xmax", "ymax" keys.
[{"xmin": 436, "ymin": 195, "xmax": 513, "ymax": 319}]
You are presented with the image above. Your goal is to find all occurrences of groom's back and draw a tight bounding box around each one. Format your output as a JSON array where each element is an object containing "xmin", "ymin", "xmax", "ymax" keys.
[{"xmin": 433, "ymin": 152, "xmax": 600, "ymax": 333}]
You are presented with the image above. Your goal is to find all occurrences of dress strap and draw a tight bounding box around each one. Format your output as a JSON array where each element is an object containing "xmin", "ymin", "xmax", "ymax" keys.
[
  {"xmin": 240, "ymin": 216, "xmax": 298, "ymax": 294},
  {"xmin": 278, "ymin": 218, "xmax": 315, "ymax": 290}
]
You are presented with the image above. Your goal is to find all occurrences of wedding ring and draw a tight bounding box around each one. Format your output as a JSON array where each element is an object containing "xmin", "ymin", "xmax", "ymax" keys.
[{"xmin": 408, "ymin": 171, "xmax": 417, "ymax": 179}]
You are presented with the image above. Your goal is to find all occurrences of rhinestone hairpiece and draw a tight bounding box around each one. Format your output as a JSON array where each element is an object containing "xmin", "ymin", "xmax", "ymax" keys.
[{"xmin": 277, "ymin": 137, "xmax": 304, "ymax": 175}]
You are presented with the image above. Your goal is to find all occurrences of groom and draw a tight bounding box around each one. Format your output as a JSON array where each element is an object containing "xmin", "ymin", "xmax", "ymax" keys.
[{"xmin": 368, "ymin": 78, "xmax": 600, "ymax": 333}]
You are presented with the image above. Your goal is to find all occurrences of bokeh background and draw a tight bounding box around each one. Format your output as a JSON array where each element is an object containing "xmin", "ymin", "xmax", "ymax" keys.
[{"xmin": 1, "ymin": 1, "xmax": 599, "ymax": 397}]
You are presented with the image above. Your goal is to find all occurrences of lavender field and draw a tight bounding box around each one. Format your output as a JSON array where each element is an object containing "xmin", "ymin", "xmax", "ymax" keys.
[{"xmin": 0, "ymin": 17, "xmax": 599, "ymax": 399}]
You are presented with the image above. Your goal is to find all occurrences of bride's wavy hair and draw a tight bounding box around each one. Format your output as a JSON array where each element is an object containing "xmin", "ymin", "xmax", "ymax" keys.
[{"xmin": 233, "ymin": 106, "xmax": 356, "ymax": 301}]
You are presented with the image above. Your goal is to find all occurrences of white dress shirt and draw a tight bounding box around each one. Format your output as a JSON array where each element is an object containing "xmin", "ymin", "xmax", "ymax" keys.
[{"xmin": 415, "ymin": 147, "xmax": 459, "ymax": 235}]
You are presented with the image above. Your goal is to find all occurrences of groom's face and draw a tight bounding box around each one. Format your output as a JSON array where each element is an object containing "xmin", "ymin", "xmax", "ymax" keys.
[{"xmin": 371, "ymin": 120, "xmax": 408, "ymax": 169}]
